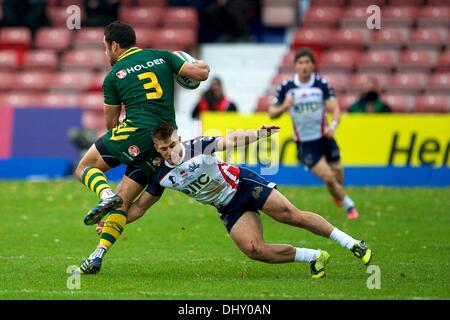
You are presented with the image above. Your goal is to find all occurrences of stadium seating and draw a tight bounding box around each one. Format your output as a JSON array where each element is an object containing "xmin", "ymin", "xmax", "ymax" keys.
[
  {"xmin": 16, "ymin": 72, "xmax": 54, "ymax": 92},
  {"xmin": 416, "ymin": 7, "xmax": 449, "ymax": 28},
  {"xmin": 40, "ymin": 93, "xmax": 80, "ymax": 108},
  {"xmin": 384, "ymin": 94, "xmax": 416, "ymax": 112},
  {"xmin": 119, "ymin": 7, "xmax": 164, "ymax": 28},
  {"xmin": 336, "ymin": 94, "xmax": 357, "ymax": 112},
  {"xmin": 388, "ymin": 73, "xmax": 427, "ymax": 94},
  {"xmin": 357, "ymin": 50, "xmax": 399, "ymax": 73},
  {"xmin": 163, "ymin": 7, "xmax": 199, "ymax": 29},
  {"xmin": 61, "ymin": 49, "xmax": 107, "ymax": 70},
  {"xmin": 73, "ymin": 28, "xmax": 104, "ymax": 48},
  {"xmin": 397, "ymin": 49, "xmax": 438, "ymax": 73},
  {"xmin": 48, "ymin": 72, "xmax": 93, "ymax": 92},
  {"xmin": 302, "ymin": 7, "xmax": 342, "ymax": 28},
  {"xmin": 318, "ymin": 73, "xmax": 350, "ymax": 93},
  {"xmin": 415, "ymin": 94, "xmax": 449, "ymax": 112},
  {"xmin": 318, "ymin": 50, "xmax": 360, "ymax": 73},
  {"xmin": 79, "ymin": 93, "xmax": 103, "ymax": 111},
  {"xmin": 0, "ymin": 28, "xmax": 31, "ymax": 50},
  {"xmin": 408, "ymin": 28, "xmax": 448, "ymax": 50},
  {"xmin": 328, "ymin": 28, "xmax": 370, "ymax": 50},
  {"xmin": 35, "ymin": 28, "xmax": 72, "ymax": 51},
  {"xmin": 427, "ymin": 73, "xmax": 450, "ymax": 94},
  {"xmin": 0, "ymin": 92, "xmax": 44, "ymax": 108},
  {"xmin": 381, "ymin": 7, "xmax": 418, "ymax": 28},
  {"xmin": 0, "ymin": 50, "xmax": 19, "ymax": 70},
  {"xmin": 258, "ymin": 0, "xmax": 450, "ymax": 114},
  {"xmin": 370, "ymin": 28, "xmax": 410, "ymax": 50},
  {"xmin": 437, "ymin": 51, "xmax": 450, "ymax": 71},
  {"xmin": 23, "ymin": 51, "xmax": 58, "ymax": 70}
]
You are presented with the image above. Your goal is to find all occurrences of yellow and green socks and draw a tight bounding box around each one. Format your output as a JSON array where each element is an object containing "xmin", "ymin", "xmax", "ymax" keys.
[
  {"xmin": 81, "ymin": 166, "xmax": 114, "ymax": 200},
  {"xmin": 99, "ymin": 210, "xmax": 127, "ymax": 249}
]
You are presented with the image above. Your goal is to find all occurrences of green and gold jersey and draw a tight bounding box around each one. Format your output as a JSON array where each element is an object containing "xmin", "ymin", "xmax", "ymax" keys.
[{"xmin": 103, "ymin": 47, "xmax": 186, "ymax": 128}]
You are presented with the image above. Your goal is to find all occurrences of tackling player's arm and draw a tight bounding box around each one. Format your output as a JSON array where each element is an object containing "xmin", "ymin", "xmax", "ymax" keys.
[
  {"xmin": 215, "ymin": 125, "xmax": 280, "ymax": 151},
  {"xmin": 96, "ymin": 193, "xmax": 161, "ymax": 234},
  {"xmin": 179, "ymin": 59, "xmax": 210, "ymax": 81},
  {"xmin": 103, "ymin": 104, "xmax": 121, "ymax": 130}
]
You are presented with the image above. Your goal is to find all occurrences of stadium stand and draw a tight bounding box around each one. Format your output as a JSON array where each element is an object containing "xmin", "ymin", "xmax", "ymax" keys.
[{"xmin": 256, "ymin": 0, "xmax": 450, "ymax": 113}]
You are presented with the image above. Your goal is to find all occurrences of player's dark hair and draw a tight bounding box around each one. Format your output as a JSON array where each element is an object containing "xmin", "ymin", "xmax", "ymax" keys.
[
  {"xmin": 104, "ymin": 21, "xmax": 136, "ymax": 49},
  {"xmin": 152, "ymin": 122, "xmax": 175, "ymax": 142},
  {"xmin": 295, "ymin": 47, "xmax": 316, "ymax": 64}
]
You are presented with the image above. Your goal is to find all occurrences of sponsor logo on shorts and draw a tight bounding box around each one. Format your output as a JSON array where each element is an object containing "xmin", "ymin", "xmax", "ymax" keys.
[
  {"xmin": 252, "ymin": 186, "xmax": 263, "ymax": 200},
  {"xmin": 128, "ymin": 145, "xmax": 140, "ymax": 157},
  {"xmin": 116, "ymin": 69, "xmax": 127, "ymax": 79}
]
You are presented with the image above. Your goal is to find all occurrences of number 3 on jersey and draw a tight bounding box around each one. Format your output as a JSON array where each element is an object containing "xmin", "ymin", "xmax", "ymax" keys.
[{"xmin": 138, "ymin": 72, "xmax": 163, "ymax": 100}]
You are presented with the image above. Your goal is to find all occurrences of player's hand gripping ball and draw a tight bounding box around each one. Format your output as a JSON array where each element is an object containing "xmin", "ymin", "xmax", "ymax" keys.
[{"xmin": 173, "ymin": 51, "xmax": 201, "ymax": 90}]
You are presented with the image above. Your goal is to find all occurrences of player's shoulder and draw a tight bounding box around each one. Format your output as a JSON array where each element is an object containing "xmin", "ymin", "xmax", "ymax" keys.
[
  {"xmin": 185, "ymin": 136, "xmax": 218, "ymax": 155},
  {"xmin": 152, "ymin": 161, "xmax": 172, "ymax": 182},
  {"xmin": 313, "ymin": 74, "xmax": 331, "ymax": 87},
  {"xmin": 279, "ymin": 77, "xmax": 296, "ymax": 90}
]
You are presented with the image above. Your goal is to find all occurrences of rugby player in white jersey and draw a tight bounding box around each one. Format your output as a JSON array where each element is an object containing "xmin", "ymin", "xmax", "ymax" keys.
[
  {"xmin": 268, "ymin": 47, "xmax": 359, "ymax": 219},
  {"xmin": 101, "ymin": 122, "xmax": 372, "ymax": 279}
]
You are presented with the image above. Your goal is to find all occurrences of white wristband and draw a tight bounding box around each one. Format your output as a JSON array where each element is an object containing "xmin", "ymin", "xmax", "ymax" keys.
[{"xmin": 330, "ymin": 120, "xmax": 338, "ymax": 130}]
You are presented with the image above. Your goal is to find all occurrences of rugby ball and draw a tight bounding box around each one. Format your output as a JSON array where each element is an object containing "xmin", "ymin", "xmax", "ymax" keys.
[{"xmin": 173, "ymin": 51, "xmax": 201, "ymax": 90}]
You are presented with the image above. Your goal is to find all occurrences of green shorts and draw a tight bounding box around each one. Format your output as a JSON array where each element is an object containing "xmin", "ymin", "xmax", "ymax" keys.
[{"xmin": 95, "ymin": 120, "xmax": 163, "ymax": 177}]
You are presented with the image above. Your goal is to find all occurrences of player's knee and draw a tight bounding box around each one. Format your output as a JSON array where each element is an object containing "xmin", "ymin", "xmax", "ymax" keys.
[
  {"xmin": 242, "ymin": 242, "xmax": 267, "ymax": 262},
  {"xmin": 75, "ymin": 162, "xmax": 87, "ymax": 180},
  {"xmin": 321, "ymin": 172, "xmax": 336, "ymax": 185}
]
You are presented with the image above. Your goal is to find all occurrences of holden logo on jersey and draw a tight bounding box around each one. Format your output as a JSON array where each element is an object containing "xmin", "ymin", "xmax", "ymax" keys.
[
  {"xmin": 189, "ymin": 162, "xmax": 200, "ymax": 172},
  {"xmin": 152, "ymin": 156, "xmax": 163, "ymax": 167},
  {"xmin": 128, "ymin": 145, "xmax": 140, "ymax": 157},
  {"xmin": 116, "ymin": 69, "xmax": 127, "ymax": 79}
]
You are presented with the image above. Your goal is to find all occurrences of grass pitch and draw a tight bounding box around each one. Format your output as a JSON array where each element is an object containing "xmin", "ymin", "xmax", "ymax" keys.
[{"xmin": 0, "ymin": 181, "xmax": 449, "ymax": 300}]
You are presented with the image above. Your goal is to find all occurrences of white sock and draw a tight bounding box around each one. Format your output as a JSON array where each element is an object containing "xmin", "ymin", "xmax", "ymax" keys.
[
  {"xmin": 100, "ymin": 188, "xmax": 115, "ymax": 201},
  {"xmin": 342, "ymin": 195, "xmax": 355, "ymax": 211},
  {"xmin": 89, "ymin": 246, "xmax": 107, "ymax": 259},
  {"xmin": 294, "ymin": 248, "xmax": 320, "ymax": 263},
  {"xmin": 329, "ymin": 228, "xmax": 357, "ymax": 250}
]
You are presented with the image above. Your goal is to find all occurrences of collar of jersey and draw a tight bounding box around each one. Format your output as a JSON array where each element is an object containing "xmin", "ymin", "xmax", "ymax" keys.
[
  {"xmin": 164, "ymin": 143, "xmax": 187, "ymax": 168},
  {"xmin": 117, "ymin": 47, "xmax": 142, "ymax": 61},
  {"xmin": 294, "ymin": 73, "xmax": 315, "ymax": 88}
]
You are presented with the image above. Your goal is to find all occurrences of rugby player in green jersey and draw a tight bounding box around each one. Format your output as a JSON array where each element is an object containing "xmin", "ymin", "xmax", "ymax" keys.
[{"xmin": 74, "ymin": 21, "xmax": 209, "ymax": 274}]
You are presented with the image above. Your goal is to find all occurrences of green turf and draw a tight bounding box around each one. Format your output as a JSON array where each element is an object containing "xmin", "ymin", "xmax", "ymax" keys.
[{"xmin": 0, "ymin": 181, "xmax": 449, "ymax": 300}]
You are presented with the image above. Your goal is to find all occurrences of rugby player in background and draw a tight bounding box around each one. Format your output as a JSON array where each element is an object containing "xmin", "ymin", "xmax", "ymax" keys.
[{"xmin": 268, "ymin": 48, "xmax": 359, "ymax": 219}]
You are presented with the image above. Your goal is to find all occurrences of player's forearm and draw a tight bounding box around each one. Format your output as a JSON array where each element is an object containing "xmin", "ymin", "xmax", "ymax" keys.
[
  {"xmin": 105, "ymin": 116, "xmax": 120, "ymax": 130},
  {"xmin": 224, "ymin": 129, "xmax": 258, "ymax": 149},
  {"xmin": 103, "ymin": 105, "xmax": 121, "ymax": 130},
  {"xmin": 268, "ymin": 105, "xmax": 287, "ymax": 119},
  {"xmin": 126, "ymin": 194, "xmax": 160, "ymax": 224}
]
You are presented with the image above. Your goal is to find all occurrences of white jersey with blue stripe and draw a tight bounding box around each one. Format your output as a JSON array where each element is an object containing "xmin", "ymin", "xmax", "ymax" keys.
[
  {"xmin": 273, "ymin": 73, "xmax": 335, "ymax": 142},
  {"xmin": 146, "ymin": 137, "xmax": 241, "ymax": 207}
]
